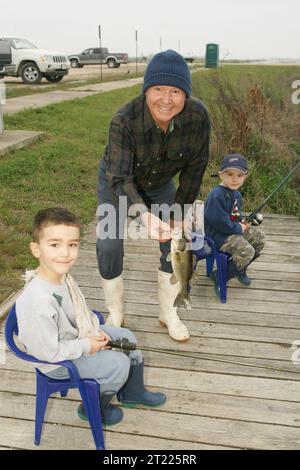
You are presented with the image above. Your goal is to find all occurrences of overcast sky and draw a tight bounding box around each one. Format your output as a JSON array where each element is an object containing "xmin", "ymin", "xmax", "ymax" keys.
[{"xmin": 1, "ymin": 0, "xmax": 299, "ymax": 60}]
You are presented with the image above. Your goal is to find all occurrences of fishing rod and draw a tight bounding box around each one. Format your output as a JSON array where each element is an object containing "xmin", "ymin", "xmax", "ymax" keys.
[
  {"xmin": 109, "ymin": 338, "xmax": 300, "ymax": 375},
  {"xmin": 244, "ymin": 160, "xmax": 300, "ymax": 224}
]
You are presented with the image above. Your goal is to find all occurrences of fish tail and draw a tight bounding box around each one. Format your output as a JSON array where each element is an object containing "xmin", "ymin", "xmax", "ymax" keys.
[
  {"xmin": 173, "ymin": 293, "xmax": 185, "ymax": 308},
  {"xmin": 183, "ymin": 295, "xmax": 192, "ymax": 310},
  {"xmin": 173, "ymin": 293, "xmax": 192, "ymax": 310}
]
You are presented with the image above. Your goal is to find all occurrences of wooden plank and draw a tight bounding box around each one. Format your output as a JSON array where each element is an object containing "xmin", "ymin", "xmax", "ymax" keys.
[
  {"xmin": 74, "ymin": 272, "xmax": 300, "ymax": 294},
  {"xmin": 0, "ymin": 417, "xmax": 216, "ymax": 450},
  {"xmin": 84, "ymin": 232, "xmax": 300, "ymax": 247},
  {"xmin": 84, "ymin": 291, "xmax": 299, "ymax": 316},
  {"xmin": 85, "ymin": 238, "xmax": 300, "ymax": 254},
  {"xmin": 266, "ymin": 235, "xmax": 300, "ymax": 243},
  {"xmin": 0, "ymin": 395, "xmax": 300, "ymax": 449},
  {"xmin": 79, "ymin": 248, "xmax": 300, "ymax": 262},
  {"xmin": 134, "ymin": 331, "xmax": 295, "ymax": 362},
  {"xmin": 80, "ymin": 283, "xmax": 300, "ymax": 307},
  {"xmin": 2, "ymin": 362, "xmax": 300, "ymax": 402},
  {"xmin": 72, "ymin": 265, "xmax": 300, "ymax": 282},
  {"xmin": 14, "ymin": 303, "xmax": 294, "ymax": 346},
  {"xmin": 142, "ymin": 350, "xmax": 300, "ymax": 382},
  {"xmin": 107, "ymin": 315, "xmax": 300, "ymax": 344},
  {"xmin": 85, "ymin": 299, "xmax": 300, "ymax": 328},
  {"xmin": 83, "ymin": 237, "xmax": 300, "ymax": 251},
  {"xmin": 2, "ymin": 388, "xmax": 300, "ymax": 429},
  {"xmin": 78, "ymin": 254, "xmax": 300, "ymax": 270},
  {"xmin": 2, "ymin": 346, "xmax": 300, "ymax": 382}
]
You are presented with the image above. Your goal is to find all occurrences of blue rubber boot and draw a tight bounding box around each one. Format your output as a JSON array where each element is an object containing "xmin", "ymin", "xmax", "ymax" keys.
[
  {"xmin": 117, "ymin": 361, "xmax": 166, "ymax": 408},
  {"xmin": 77, "ymin": 392, "xmax": 123, "ymax": 426},
  {"xmin": 226, "ymin": 259, "xmax": 252, "ymax": 285},
  {"xmin": 234, "ymin": 253, "xmax": 261, "ymax": 286},
  {"xmin": 236, "ymin": 271, "xmax": 251, "ymax": 286}
]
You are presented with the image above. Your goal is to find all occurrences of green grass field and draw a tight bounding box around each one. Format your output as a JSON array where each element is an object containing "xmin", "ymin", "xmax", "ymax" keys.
[{"xmin": 0, "ymin": 64, "xmax": 299, "ymax": 303}]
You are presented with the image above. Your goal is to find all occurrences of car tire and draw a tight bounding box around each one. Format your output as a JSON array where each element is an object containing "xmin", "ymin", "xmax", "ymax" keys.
[
  {"xmin": 45, "ymin": 75, "xmax": 64, "ymax": 83},
  {"xmin": 20, "ymin": 62, "xmax": 42, "ymax": 85},
  {"xmin": 70, "ymin": 59, "xmax": 80, "ymax": 68},
  {"xmin": 107, "ymin": 58, "xmax": 117, "ymax": 68}
]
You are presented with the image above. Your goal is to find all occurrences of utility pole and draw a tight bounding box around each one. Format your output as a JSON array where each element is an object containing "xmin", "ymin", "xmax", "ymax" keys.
[
  {"xmin": 179, "ymin": 40, "xmax": 181, "ymax": 53},
  {"xmin": 160, "ymin": 37, "xmax": 162, "ymax": 51},
  {"xmin": 98, "ymin": 25, "xmax": 103, "ymax": 82},
  {"xmin": 135, "ymin": 30, "xmax": 138, "ymax": 77}
]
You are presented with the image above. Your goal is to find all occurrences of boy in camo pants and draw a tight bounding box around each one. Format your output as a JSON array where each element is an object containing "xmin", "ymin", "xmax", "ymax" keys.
[{"xmin": 204, "ymin": 154, "xmax": 265, "ymax": 295}]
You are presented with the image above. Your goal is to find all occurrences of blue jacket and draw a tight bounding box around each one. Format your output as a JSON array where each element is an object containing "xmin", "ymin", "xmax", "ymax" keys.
[{"xmin": 204, "ymin": 185, "xmax": 243, "ymax": 249}]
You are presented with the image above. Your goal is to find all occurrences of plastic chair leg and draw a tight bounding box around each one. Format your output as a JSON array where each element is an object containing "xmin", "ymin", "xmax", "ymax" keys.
[
  {"xmin": 205, "ymin": 255, "xmax": 214, "ymax": 276},
  {"xmin": 215, "ymin": 253, "xmax": 228, "ymax": 303},
  {"xmin": 79, "ymin": 380, "xmax": 105, "ymax": 451},
  {"xmin": 60, "ymin": 390, "xmax": 68, "ymax": 397},
  {"xmin": 34, "ymin": 371, "xmax": 51, "ymax": 445}
]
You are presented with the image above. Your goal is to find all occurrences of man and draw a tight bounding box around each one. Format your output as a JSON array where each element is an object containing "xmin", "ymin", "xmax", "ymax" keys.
[{"xmin": 96, "ymin": 49, "xmax": 210, "ymax": 341}]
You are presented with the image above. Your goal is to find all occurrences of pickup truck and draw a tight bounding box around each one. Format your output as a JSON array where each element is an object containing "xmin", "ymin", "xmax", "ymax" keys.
[
  {"xmin": 0, "ymin": 37, "xmax": 70, "ymax": 84},
  {"xmin": 68, "ymin": 47, "xmax": 128, "ymax": 69},
  {"xmin": 184, "ymin": 56, "xmax": 195, "ymax": 63}
]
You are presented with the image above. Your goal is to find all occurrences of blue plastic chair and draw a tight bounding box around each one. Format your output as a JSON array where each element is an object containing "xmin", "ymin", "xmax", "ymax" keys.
[
  {"xmin": 4, "ymin": 305, "xmax": 106, "ymax": 450},
  {"xmin": 192, "ymin": 234, "xmax": 230, "ymax": 303}
]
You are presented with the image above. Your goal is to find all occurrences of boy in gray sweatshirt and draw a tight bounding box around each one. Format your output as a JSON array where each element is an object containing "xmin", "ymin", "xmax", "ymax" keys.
[{"xmin": 16, "ymin": 207, "xmax": 166, "ymax": 426}]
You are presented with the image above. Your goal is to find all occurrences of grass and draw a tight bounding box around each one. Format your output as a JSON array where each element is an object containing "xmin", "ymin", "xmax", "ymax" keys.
[
  {"xmin": 0, "ymin": 64, "xmax": 300, "ymax": 303},
  {"xmin": 0, "ymin": 85, "xmax": 140, "ymax": 302},
  {"xmin": 191, "ymin": 65, "xmax": 300, "ymax": 215}
]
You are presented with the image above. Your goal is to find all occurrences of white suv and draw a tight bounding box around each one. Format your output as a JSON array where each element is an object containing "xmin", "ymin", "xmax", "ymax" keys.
[{"xmin": 0, "ymin": 38, "xmax": 70, "ymax": 84}]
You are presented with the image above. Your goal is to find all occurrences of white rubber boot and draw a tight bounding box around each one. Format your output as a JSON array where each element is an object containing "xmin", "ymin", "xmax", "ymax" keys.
[
  {"xmin": 100, "ymin": 274, "xmax": 124, "ymax": 327},
  {"xmin": 157, "ymin": 270, "xmax": 190, "ymax": 342}
]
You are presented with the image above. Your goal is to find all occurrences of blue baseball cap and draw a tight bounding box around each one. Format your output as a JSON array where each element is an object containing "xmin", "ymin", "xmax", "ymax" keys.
[{"xmin": 220, "ymin": 154, "xmax": 248, "ymax": 173}]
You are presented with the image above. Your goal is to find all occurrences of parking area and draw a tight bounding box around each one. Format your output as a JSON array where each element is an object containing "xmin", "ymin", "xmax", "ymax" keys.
[{"xmin": 2, "ymin": 63, "xmax": 148, "ymax": 88}]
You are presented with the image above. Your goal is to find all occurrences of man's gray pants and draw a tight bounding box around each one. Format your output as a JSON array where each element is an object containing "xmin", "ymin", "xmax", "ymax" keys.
[
  {"xmin": 45, "ymin": 326, "xmax": 143, "ymax": 394},
  {"xmin": 96, "ymin": 159, "xmax": 176, "ymax": 279}
]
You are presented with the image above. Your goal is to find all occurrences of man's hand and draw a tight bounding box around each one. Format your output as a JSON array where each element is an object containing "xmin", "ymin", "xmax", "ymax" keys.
[
  {"xmin": 88, "ymin": 330, "xmax": 111, "ymax": 354},
  {"xmin": 140, "ymin": 212, "xmax": 171, "ymax": 242},
  {"xmin": 239, "ymin": 221, "xmax": 251, "ymax": 233}
]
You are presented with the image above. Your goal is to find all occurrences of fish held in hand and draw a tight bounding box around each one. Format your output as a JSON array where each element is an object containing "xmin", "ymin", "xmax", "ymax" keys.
[{"xmin": 167, "ymin": 228, "xmax": 194, "ymax": 310}]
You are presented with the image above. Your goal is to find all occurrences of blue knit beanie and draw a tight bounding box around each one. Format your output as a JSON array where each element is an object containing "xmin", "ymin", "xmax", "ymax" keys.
[{"xmin": 142, "ymin": 49, "xmax": 191, "ymax": 97}]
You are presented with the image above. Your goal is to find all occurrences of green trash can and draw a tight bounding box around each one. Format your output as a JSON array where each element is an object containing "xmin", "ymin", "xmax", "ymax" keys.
[{"xmin": 205, "ymin": 43, "xmax": 219, "ymax": 68}]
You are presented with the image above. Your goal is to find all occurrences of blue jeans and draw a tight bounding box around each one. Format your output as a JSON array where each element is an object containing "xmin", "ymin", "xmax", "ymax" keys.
[{"xmin": 96, "ymin": 159, "xmax": 176, "ymax": 279}]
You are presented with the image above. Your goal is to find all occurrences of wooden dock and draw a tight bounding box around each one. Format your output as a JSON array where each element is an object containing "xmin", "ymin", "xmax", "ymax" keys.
[{"xmin": 1, "ymin": 213, "xmax": 300, "ymax": 450}]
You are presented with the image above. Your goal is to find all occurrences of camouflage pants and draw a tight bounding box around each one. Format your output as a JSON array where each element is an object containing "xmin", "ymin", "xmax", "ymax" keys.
[{"xmin": 220, "ymin": 228, "xmax": 266, "ymax": 271}]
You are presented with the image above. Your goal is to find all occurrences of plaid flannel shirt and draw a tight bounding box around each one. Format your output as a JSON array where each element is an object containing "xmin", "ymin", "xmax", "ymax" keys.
[{"xmin": 102, "ymin": 94, "xmax": 210, "ymax": 208}]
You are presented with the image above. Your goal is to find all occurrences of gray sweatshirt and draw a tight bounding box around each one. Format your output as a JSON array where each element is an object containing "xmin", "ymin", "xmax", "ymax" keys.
[{"xmin": 16, "ymin": 276, "xmax": 92, "ymax": 372}]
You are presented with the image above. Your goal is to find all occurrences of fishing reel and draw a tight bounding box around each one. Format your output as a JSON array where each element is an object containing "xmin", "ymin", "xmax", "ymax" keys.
[
  {"xmin": 108, "ymin": 337, "xmax": 137, "ymax": 352},
  {"xmin": 251, "ymin": 213, "xmax": 263, "ymax": 226}
]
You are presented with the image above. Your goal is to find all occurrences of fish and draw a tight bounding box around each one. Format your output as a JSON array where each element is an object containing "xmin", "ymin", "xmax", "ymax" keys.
[{"xmin": 167, "ymin": 227, "xmax": 194, "ymax": 310}]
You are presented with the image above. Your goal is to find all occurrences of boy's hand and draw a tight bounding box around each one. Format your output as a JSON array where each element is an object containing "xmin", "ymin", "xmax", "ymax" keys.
[
  {"xmin": 239, "ymin": 221, "xmax": 251, "ymax": 232},
  {"xmin": 88, "ymin": 331, "xmax": 111, "ymax": 354}
]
